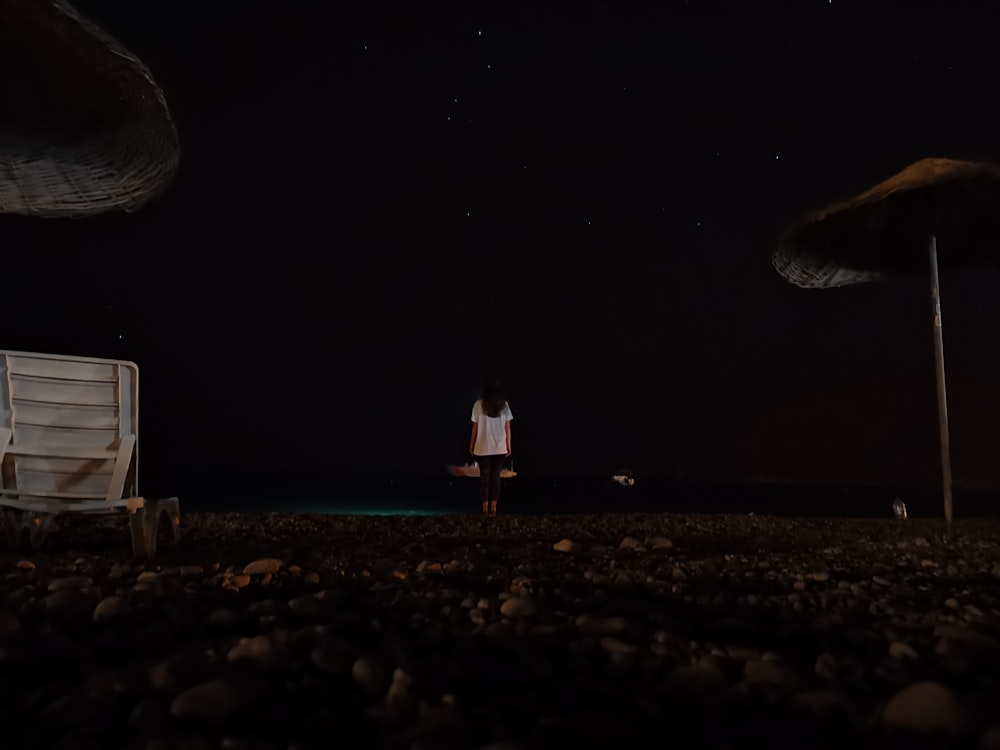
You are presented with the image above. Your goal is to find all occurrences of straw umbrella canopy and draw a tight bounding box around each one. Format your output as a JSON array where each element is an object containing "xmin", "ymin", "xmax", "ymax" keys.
[
  {"xmin": 773, "ymin": 157, "xmax": 1000, "ymax": 528},
  {"xmin": 0, "ymin": 0, "xmax": 180, "ymax": 217}
]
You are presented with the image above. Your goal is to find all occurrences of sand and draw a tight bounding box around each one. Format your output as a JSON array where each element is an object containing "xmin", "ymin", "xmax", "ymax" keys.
[{"xmin": 3, "ymin": 511, "xmax": 1000, "ymax": 749}]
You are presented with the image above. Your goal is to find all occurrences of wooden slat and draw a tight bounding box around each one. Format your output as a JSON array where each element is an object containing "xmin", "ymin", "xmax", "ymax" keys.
[
  {"xmin": 12, "ymin": 401, "xmax": 119, "ymax": 430},
  {"xmin": 10, "ymin": 470, "xmax": 112, "ymax": 498},
  {"xmin": 6, "ymin": 355, "xmax": 117, "ymax": 382},
  {"xmin": 0, "ymin": 492, "xmax": 138, "ymax": 513},
  {"xmin": 12, "ymin": 455, "xmax": 114, "ymax": 475},
  {"xmin": 6, "ymin": 443, "xmax": 116, "ymax": 460},
  {"xmin": 11, "ymin": 424, "xmax": 118, "ymax": 451},
  {"xmin": 11, "ymin": 377, "xmax": 117, "ymax": 406}
]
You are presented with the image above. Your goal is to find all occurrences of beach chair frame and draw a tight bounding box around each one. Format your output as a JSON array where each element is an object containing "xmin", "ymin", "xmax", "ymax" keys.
[{"xmin": 0, "ymin": 349, "xmax": 179, "ymax": 557}]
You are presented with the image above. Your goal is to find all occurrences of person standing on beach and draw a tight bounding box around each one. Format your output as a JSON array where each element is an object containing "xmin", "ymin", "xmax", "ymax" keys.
[{"xmin": 469, "ymin": 376, "xmax": 512, "ymax": 517}]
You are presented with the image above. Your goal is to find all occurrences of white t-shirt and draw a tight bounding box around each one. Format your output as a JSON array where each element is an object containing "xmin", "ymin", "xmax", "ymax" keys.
[{"xmin": 471, "ymin": 399, "xmax": 513, "ymax": 456}]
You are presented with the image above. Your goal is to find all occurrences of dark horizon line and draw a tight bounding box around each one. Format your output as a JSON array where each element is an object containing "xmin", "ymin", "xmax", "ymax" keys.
[{"xmin": 162, "ymin": 469, "xmax": 1000, "ymax": 494}]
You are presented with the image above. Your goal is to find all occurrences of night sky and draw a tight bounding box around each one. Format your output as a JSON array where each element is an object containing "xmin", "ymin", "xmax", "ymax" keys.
[{"xmin": 7, "ymin": 1, "xmax": 1000, "ymax": 494}]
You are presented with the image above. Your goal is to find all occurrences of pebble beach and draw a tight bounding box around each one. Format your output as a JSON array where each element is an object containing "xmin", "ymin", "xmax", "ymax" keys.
[{"xmin": 3, "ymin": 512, "xmax": 1000, "ymax": 750}]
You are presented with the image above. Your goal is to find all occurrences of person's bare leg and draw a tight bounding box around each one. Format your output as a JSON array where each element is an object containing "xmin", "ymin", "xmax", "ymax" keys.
[
  {"xmin": 489, "ymin": 457, "xmax": 501, "ymax": 517},
  {"xmin": 479, "ymin": 462, "xmax": 490, "ymax": 516}
]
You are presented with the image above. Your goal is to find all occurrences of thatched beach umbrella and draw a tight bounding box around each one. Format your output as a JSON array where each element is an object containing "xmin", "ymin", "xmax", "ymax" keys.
[
  {"xmin": 773, "ymin": 157, "xmax": 1000, "ymax": 528},
  {"xmin": 0, "ymin": 0, "xmax": 180, "ymax": 217}
]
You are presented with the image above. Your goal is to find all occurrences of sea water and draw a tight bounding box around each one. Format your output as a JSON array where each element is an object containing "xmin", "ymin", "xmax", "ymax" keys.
[{"xmin": 172, "ymin": 475, "xmax": 1000, "ymax": 519}]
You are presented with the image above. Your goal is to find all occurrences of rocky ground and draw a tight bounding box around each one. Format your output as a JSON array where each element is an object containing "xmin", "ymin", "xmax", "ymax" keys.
[{"xmin": 2, "ymin": 512, "xmax": 1000, "ymax": 749}]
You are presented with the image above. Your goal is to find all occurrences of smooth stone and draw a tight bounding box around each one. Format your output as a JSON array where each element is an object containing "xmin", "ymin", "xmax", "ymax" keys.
[
  {"xmin": 134, "ymin": 579, "xmax": 165, "ymax": 595},
  {"xmin": 205, "ymin": 608, "xmax": 241, "ymax": 629},
  {"xmin": 16, "ymin": 560, "xmax": 36, "ymax": 570},
  {"xmin": 667, "ymin": 664, "xmax": 727, "ymax": 693},
  {"xmin": 882, "ymin": 681, "xmax": 979, "ymax": 735},
  {"xmin": 380, "ymin": 667, "xmax": 416, "ymax": 721},
  {"xmin": 575, "ymin": 614, "xmax": 625, "ymax": 636},
  {"xmin": 243, "ymin": 559, "xmax": 283, "ymax": 576},
  {"xmin": 162, "ymin": 565, "xmax": 205, "ymax": 577},
  {"xmin": 150, "ymin": 654, "xmax": 209, "ymax": 691},
  {"xmin": 814, "ymin": 652, "xmax": 838, "ymax": 680},
  {"xmin": 619, "ymin": 537, "xmax": 646, "ymax": 552},
  {"xmin": 352, "ymin": 657, "xmax": 385, "ymax": 696},
  {"xmin": 979, "ymin": 725, "xmax": 1000, "ymax": 750},
  {"xmin": 44, "ymin": 589, "xmax": 96, "ymax": 612},
  {"xmin": 789, "ymin": 689, "xmax": 853, "ymax": 716},
  {"xmin": 553, "ymin": 539, "xmax": 579, "ymax": 553},
  {"xmin": 531, "ymin": 624, "xmax": 564, "ymax": 636},
  {"xmin": 230, "ymin": 575, "xmax": 251, "ymax": 589},
  {"xmin": 510, "ymin": 576, "xmax": 533, "ymax": 595},
  {"xmin": 108, "ymin": 563, "xmax": 133, "ymax": 578},
  {"xmin": 485, "ymin": 622, "xmax": 512, "ymax": 638},
  {"xmin": 128, "ymin": 698, "xmax": 170, "ymax": 732},
  {"xmin": 171, "ymin": 678, "xmax": 244, "ymax": 717},
  {"xmin": 85, "ymin": 666, "xmax": 148, "ymax": 698},
  {"xmin": 288, "ymin": 595, "xmax": 321, "ymax": 618},
  {"xmin": 726, "ymin": 646, "xmax": 760, "ymax": 662},
  {"xmin": 0, "ymin": 612, "xmax": 23, "ymax": 640},
  {"xmin": 47, "ymin": 575, "xmax": 93, "ymax": 592},
  {"xmin": 94, "ymin": 595, "xmax": 130, "ymax": 622},
  {"xmin": 500, "ymin": 597, "xmax": 537, "ymax": 618},
  {"xmin": 600, "ymin": 637, "xmax": 637, "ymax": 654},
  {"xmin": 889, "ymin": 641, "xmax": 920, "ymax": 661},
  {"xmin": 246, "ymin": 599, "xmax": 283, "ymax": 617},
  {"xmin": 933, "ymin": 625, "xmax": 1000, "ymax": 653},
  {"xmin": 311, "ymin": 646, "xmax": 354, "ymax": 675},
  {"xmin": 647, "ymin": 536, "xmax": 673, "ymax": 550},
  {"xmin": 743, "ymin": 659, "xmax": 803, "ymax": 691},
  {"xmin": 227, "ymin": 636, "xmax": 284, "ymax": 667}
]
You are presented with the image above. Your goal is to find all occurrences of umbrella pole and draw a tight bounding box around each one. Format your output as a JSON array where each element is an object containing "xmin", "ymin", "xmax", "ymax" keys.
[{"xmin": 928, "ymin": 234, "xmax": 954, "ymax": 534}]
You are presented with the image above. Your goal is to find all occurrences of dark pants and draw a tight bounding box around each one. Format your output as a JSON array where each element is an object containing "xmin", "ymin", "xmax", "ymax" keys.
[{"xmin": 477, "ymin": 454, "xmax": 506, "ymax": 504}]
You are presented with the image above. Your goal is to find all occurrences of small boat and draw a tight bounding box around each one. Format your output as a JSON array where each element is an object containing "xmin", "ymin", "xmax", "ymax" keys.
[
  {"xmin": 611, "ymin": 469, "xmax": 635, "ymax": 487},
  {"xmin": 447, "ymin": 461, "xmax": 517, "ymax": 479}
]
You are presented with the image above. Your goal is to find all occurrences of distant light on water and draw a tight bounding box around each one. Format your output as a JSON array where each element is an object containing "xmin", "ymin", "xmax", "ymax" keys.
[{"xmin": 323, "ymin": 507, "xmax": 446, "ymax": 517}]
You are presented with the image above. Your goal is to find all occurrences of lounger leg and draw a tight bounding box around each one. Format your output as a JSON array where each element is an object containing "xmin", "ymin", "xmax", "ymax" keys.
[
  {"xmin": 129, "ymin": 505, "xmax": 151, "ymax": 559},
  {"xmin": 0, "ymin": 510, "xmax": 17, "ymax": 549},
  {"xmin": 29, "ymin": 513, "xmax": 58, "ymax": 548},
  {"xmin": 0, "ymin": 509, "xmax": 58, "ymax": 551},
  {"xmin": 128, "ymin": 498, "xmax": 181, "ymax": 559},
  {"xmin": 153, "ymin": 497, "xmax": 181, "ymax": 545}
]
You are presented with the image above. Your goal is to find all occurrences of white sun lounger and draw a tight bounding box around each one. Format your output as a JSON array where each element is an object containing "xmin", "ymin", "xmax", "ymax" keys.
[{"xmin": 0, "ymin": 349, "xmax": 179, "ymax": 557}]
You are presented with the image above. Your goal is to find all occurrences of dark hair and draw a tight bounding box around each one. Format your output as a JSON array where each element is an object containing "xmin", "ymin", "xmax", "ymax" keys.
[{"xmin": 481, "ymin": 376, "xmax": 506, "ymax": 418}]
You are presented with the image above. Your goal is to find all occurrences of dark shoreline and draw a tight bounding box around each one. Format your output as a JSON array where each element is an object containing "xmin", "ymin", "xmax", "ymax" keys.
[{"xmin": 161, "ymin": 475, "xmax": 1000, "ymax": 519}]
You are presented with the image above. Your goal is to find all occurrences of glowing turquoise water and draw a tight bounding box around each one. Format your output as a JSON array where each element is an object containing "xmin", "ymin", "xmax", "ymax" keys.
[{"xmin": 181, "ymin": 476, "xmax": 1000, "ymax": 518}]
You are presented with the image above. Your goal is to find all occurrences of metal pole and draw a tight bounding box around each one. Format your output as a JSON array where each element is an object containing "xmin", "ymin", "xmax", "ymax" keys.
[{"xmin": 928, "ymin": 234, "xmax": 953, "ymax": 532}]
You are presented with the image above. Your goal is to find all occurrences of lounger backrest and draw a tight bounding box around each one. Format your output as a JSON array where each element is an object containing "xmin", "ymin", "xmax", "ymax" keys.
[{"xmin": 0, "ymin": 350, "xmax": 138, "ymax": 499}]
